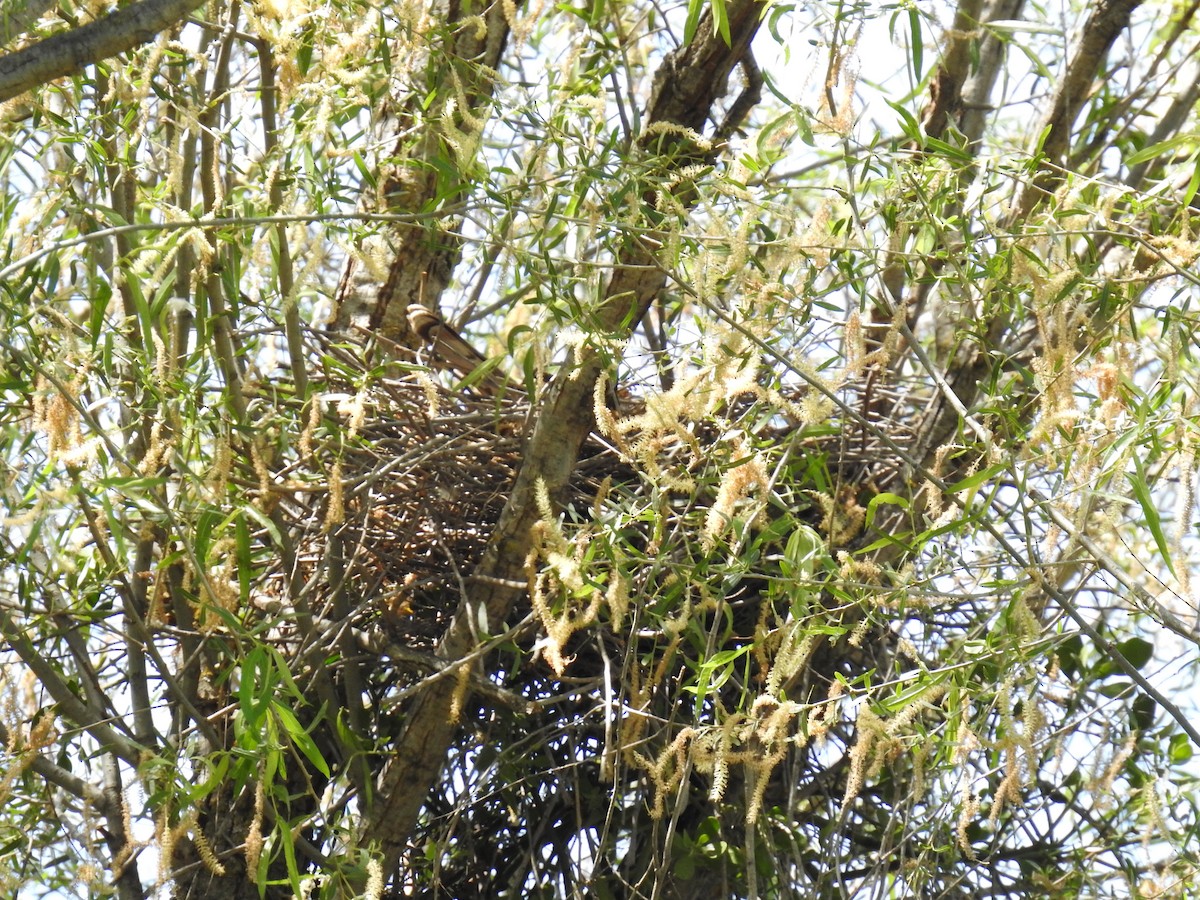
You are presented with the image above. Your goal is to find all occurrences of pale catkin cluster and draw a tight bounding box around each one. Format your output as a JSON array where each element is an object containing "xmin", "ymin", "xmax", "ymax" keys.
[
  {"xmin": 608, "ymin": 632, "xmax": 682, "ymax": 782},
  {"xmin": 640, "ymin": 696, "xmax": 803, "ymax": 825},
  {"xmin": 634, "ymin": 727, "xmax": 694, "ymax": 819},
  {"xmin": 807, "ymin": 679, "xmax": 845, "ymax": 744},
  {"xmin": 988, "ymin": 740, "xmax": 1023, "ymax": 827},
  {"xmin": 243, "ymin": 775, "xmax": 266, "ymax": 874},
  {"xmin": 957, "ymin": 786, "xmax": 981, "ymax": 861},
  {"xmin": 527, "ymin": 479, "xmax": 631, "ymax": 674},
  {"xmin": 0, "ymin": 709, "xmax": 56, "ymax": 809},
  {"xmin": 1027, "ymin": 274, "xmax": 1093, "ymax": 451},
  {"xmin": 816, "ymin": 35, "xmax": 858, "ymax": 137},
  {"xmin": 250, "ymin": 440, "xmax": 271, "ymax": 498},
  {"xmin": 110, "ymin": 794, "xmax": 139, "ymax": 880},
  {"xmin": 337, "ymin": 388, "xmax": 369, "ymax": 439},
  {"xmin": 842, "ymin": 685, "xmax": 947, "ymax": 811},
  {"xmin": 74, "ymin": 864, "xmax": 99, "ymax": 890},
  {"xmin": 1088, "ymin": 360, "xmax": 1126, "ymax": 433},
  {"xmin": 815, "ymin": 486, "xmax": 866, "ymax": 545},
  {"xmin": 702, "ymin": 434, "xmax": 768, "ymax": 550},
  {"xmin": 156, "ymin": 799, "xmax": 176, "ymax": 885},
  {"xmin": 281, "ymin": 228, "xmax": 329, "ymax": 314},
  {"xmin": 179, "ymin": 809, "xmax": 226, "ymax": 877},
  {"xmin": 1141, "ymin": 777, "xmax": 1170, "ymax": 851},
  {"xmin": 322, "ymin": 459, "xmax": 344, "ymax": 532},
  {"xmin": 844, "ymin": 310, "xmax": 865, "ymax": 380},
  {"xmin": 207, "ymin": 430, "xmax": 232, "ymax": 501},
  {"xmin": 1094, "ymin": 731, "xmax": 1138, "ymax": 810},
  {"xmin": 138, "ymin": 417, "xmax": 170, "ymax": 476},
  {"xmin": 199, "ymin": 538, "xmax": 241, "ymax": 631},
  {"xmin": 298, "ymin": 395, "xmax": 323, "ymax": 461},
  {"xmin": 365, "ymin": 856, "xmax": 384, "ymax": 900},
  {"xmin": 794, "ymin": 200, "xmax": 841, "ymax": 268},
  {"xmin": 763, "ymin": 620, "xmax": 816, "ymax": 698},
  {"xmin": 838, "ymin": 551, "xmax": 882, "ymax": 590},
  {"xmin": 594, "ymin": 315, "xmax": 779, "ymax": 497},
  {"xmin": 448, "ymin": 664, "xmax": 471, "ymax": 725},
  {"xmin": 642, "ymin": 121, "xmax": 714, "ymax": 155},
  {"xmin": 417, "ymin": 372, "xmax": 441, "ymax": 419},
  {"xmin": 955, "ymin": 677, "xmax": 1049, "ymax": 847},
  {"xmin": 33, "ymin": 372, "xmax": 89, "ymax": 465}
]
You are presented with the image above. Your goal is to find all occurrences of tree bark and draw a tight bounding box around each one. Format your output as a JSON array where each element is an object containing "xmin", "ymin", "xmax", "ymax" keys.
[
  {"xmin": 1010, "ymin": 0, "xmax": 1145, "ymax": 221},
  {"xmin": 0, "ymin": 0, "xmax": 208, "ymax": 101},
  {"xmin": 331, "ymin": 0, "xmax": 515, "ymax": 344}
]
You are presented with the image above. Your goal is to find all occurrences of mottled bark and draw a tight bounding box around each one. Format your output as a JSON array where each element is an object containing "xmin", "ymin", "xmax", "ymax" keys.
[
  {"xmin": 331, "ymin": 0, "xmax": 514, "ymax": 345},
  {"xmin": 0, "ymin": 0, "xmax": 207, "ymax": 101},
  {"xmin": 1010, "ymin": 0, "xmax": 1146, "ymax": 221},
  {"xmin": 919, "ymin": 0, "xmax": 985, "ymax": 140}
]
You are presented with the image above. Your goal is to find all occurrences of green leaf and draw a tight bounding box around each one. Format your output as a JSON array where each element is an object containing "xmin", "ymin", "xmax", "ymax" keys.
[
  {"xmin": 1128, "ymin": 454, "xmax": 1174, "ymax": 576},
  {"xmin": 1184, "ymin": 159, "xmax": 1200, "ymax": 209},
  {"xmin": 886, "ymin": 99, "xmax": 923, "ymax": 145},
  {"xmin": 240, "ymin": 647, "xmax": 274, "ymax": 730},
  {"xmin": 273, "ymin": 703, "xmax": 330, "ymax": 777},
  {"xmin": 702, "ymin": 645, "xmax": 752, "ymax": 670},
  {"xmin": 1124, "ymin": 135, "xmax": 1195, "ymax": 166},
  {"xmin": 946, "ymin": 463, "xmax": 1007, "ymax": 495},
  {"xmin": 907, "ymin": 8, "xmax": 923, "ymax": 81},
  {"xmin": 710, "ymin": 0, "xmax": 730, "ymax": 46},
  {"xmin": 1116, "ymin": 637, "xmax": 1153, "ymax": 670},
  {"xmin": 686, "ymin": 0, "xmax": 700, "ymax": 43},
  {"xmin": 1169, "ymin": 732, "xmax": 1193, "ymax": 763},
  {"xmin": 194, "ymin": 507, "xmax": 221, "ymax": 568},
  {"xmin": 1130, "ymin": 693, "xmax": 1156, "ymax": 730},
  {"xmin": 688, "ymin": 644, "xmax": 751, "ymax": 715},
  {"xmin": 865, "ymin": 492, "xmax": 909, "ymax": 531},
  {"xmin": 351, "ymin": 150, "xmax": 377, "ymax": 189},
  {"xmin": 878, "ymin": 677, "xmax": 942, "ymax": 715},
  {"xmin": 281, "ymin": 822, "xmax": 302, "ymax": 897},
  {"xmin": 782, "ymin": 523, "xmax": 823, "ymax": 580}
]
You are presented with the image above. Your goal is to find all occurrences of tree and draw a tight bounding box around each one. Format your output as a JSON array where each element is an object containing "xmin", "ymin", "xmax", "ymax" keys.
[{"xmin": 0, "ymin": 0, "xmax": 1198, "ymax": 895}]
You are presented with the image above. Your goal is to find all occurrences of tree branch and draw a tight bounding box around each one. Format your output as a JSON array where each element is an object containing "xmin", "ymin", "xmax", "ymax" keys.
[
  {"xmin": 1011, "ymin": 0, "xmax": 1146, "ymax": 221},
  {"xmin": 0, "ymin": 0, "xmax": 208, "ymax": 102}
]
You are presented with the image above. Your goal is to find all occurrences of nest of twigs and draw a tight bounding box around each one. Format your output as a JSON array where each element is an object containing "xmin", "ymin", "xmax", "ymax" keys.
[{"xmin": 269, "ymin": 331, "xmax": 925, "ymax": 672}]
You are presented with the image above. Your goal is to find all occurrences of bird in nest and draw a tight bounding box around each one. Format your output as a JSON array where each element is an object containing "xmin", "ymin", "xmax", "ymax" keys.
[{"xmin": 406, "ymin": 304, "xmax": 511, "ymax": 397}]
